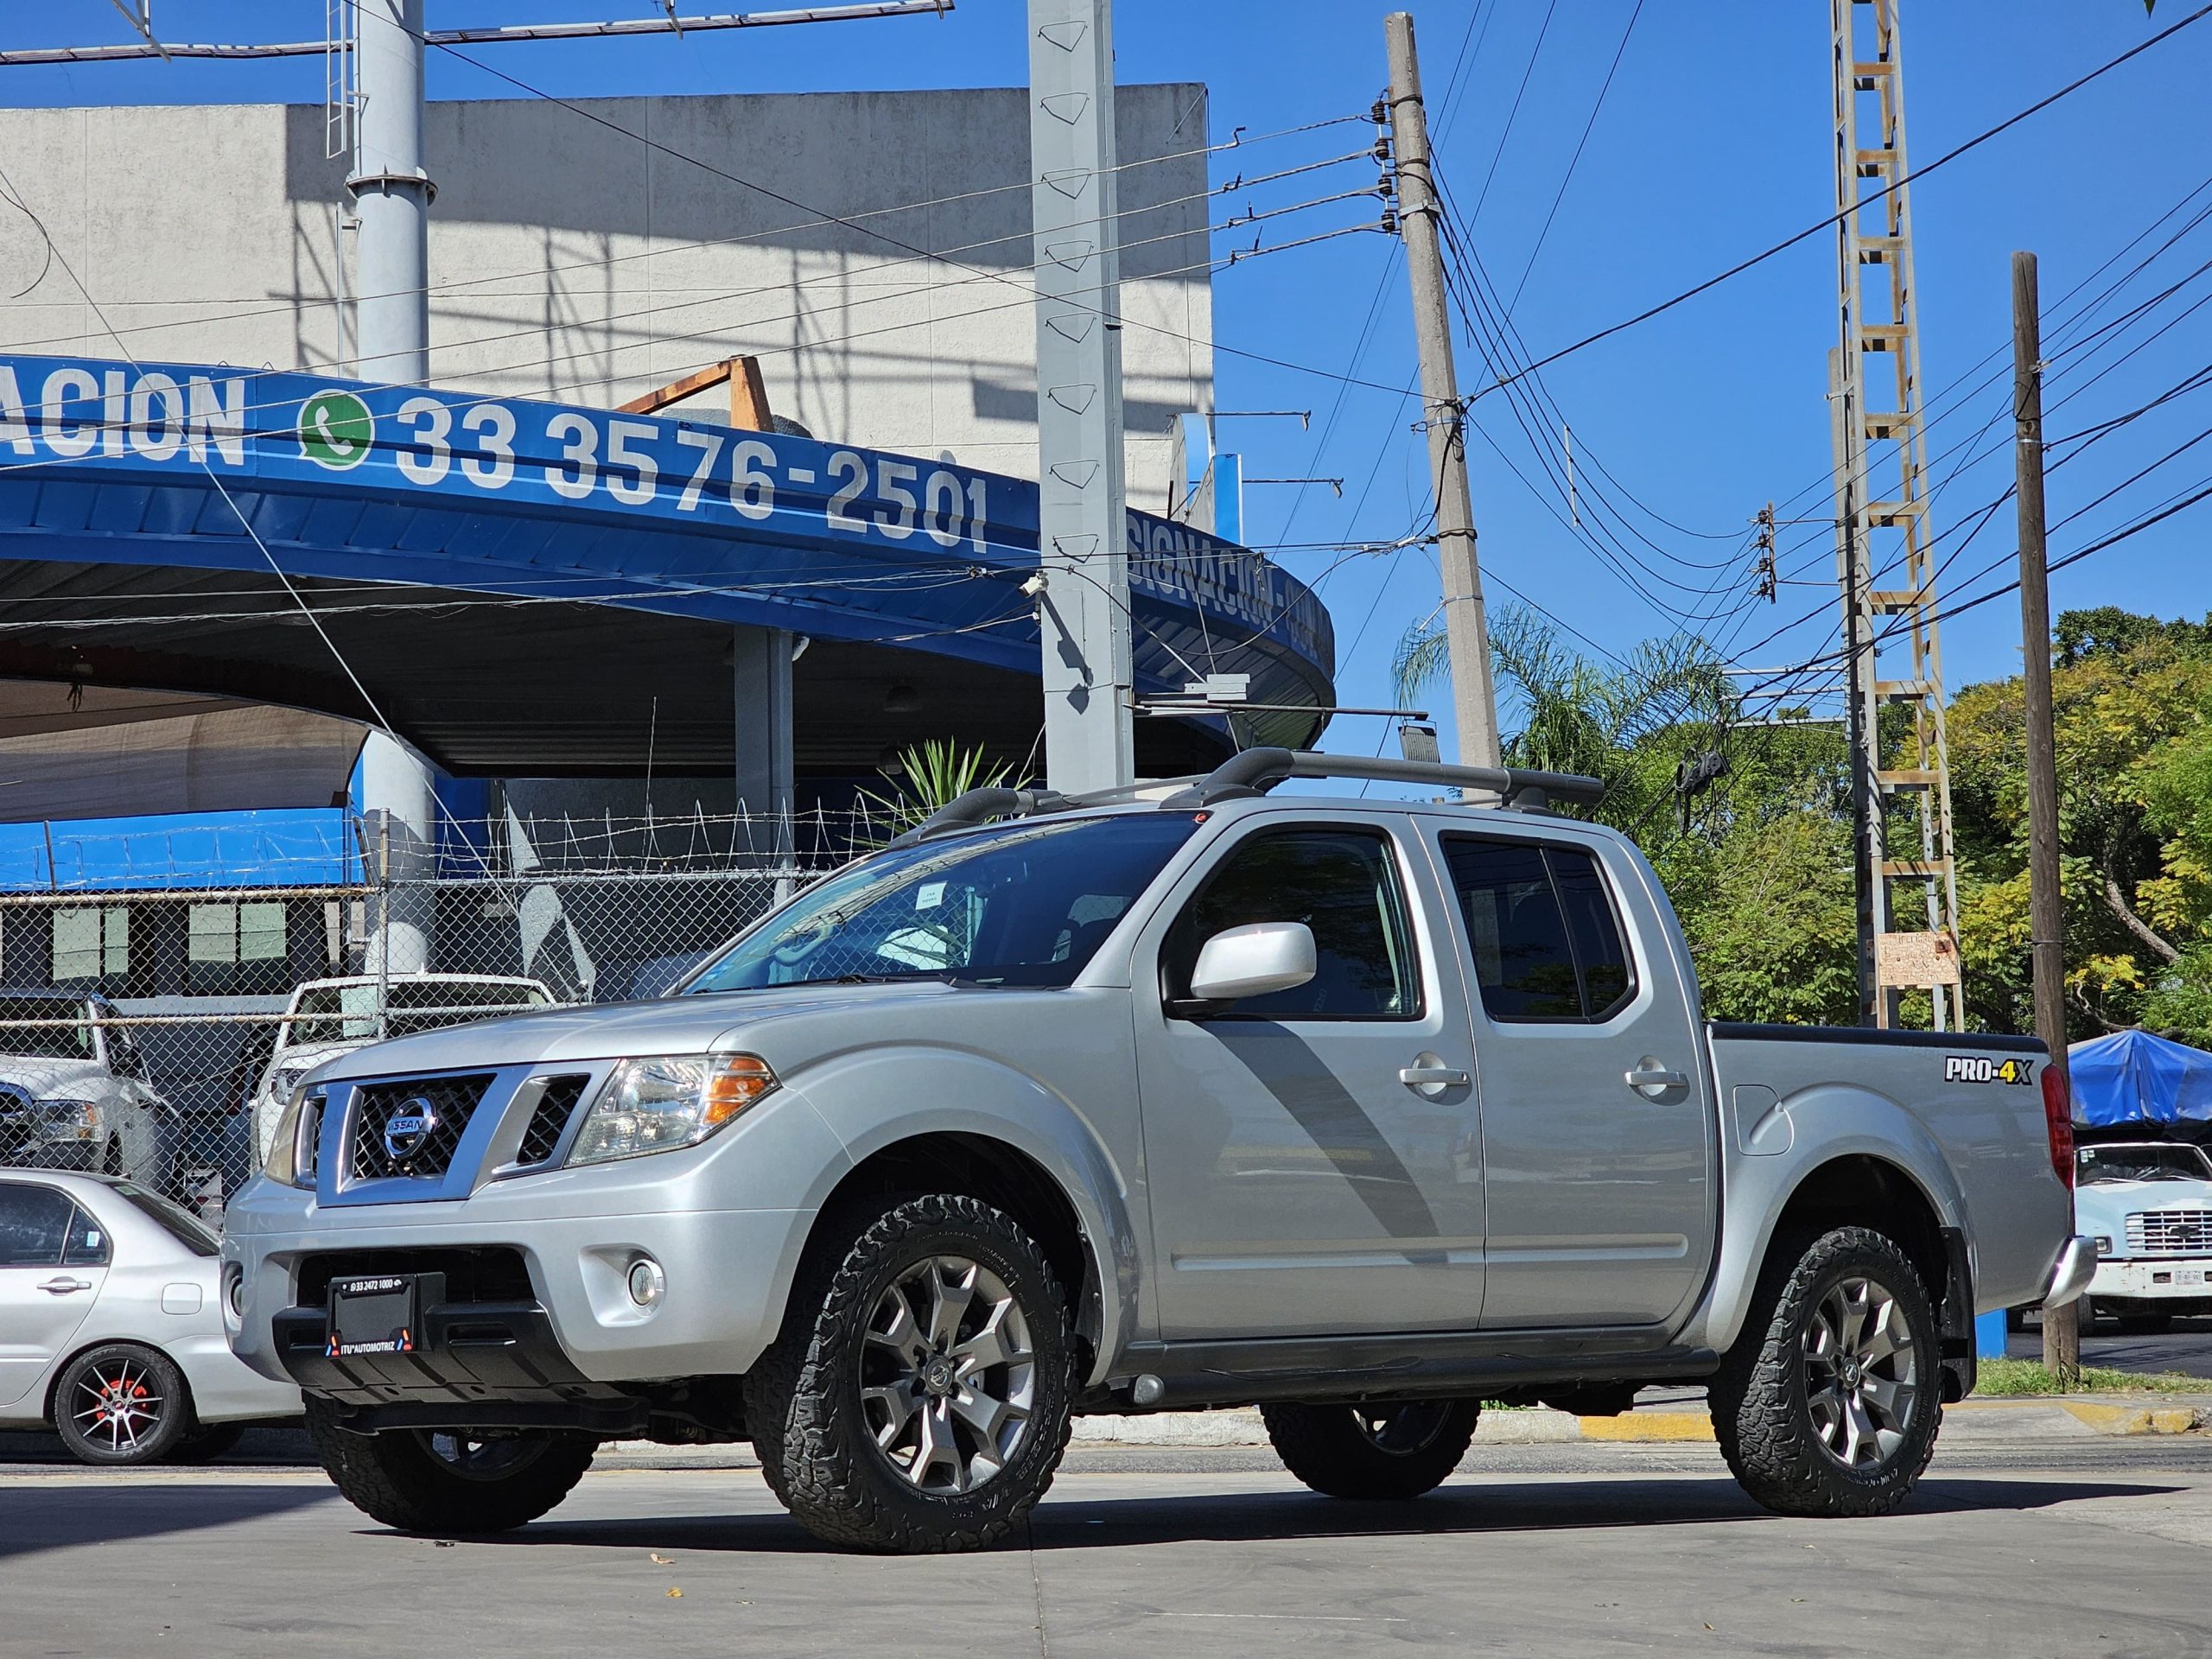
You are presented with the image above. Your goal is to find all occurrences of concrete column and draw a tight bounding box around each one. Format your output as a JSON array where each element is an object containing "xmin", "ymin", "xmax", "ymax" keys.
[
  {"xmin": 732, "ymin": 626, "xmax": 795, "ymax": 855},
  {"xmin": 1029, "ymin": 0, "xmax": 1135, "ymax": 794},
  {"xmin": 359, "ymin": 728, "xmax": 434, "ymax": 974},
  {"xmin": 351, "ymin": 0, "xmax": 431, "ymax": 386}
]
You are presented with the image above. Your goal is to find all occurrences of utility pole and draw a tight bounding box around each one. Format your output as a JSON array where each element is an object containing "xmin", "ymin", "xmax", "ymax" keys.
[
  {"xmin": 1383, "ymin": 10, "xmax": 1500, "ymax": 771},
  {"xmin": 2013, "ymin": 250, "xmax": 2078, "ymax": 1382},
  {"xmin": 351, "ymin": 0, "xmax": 431, "ymax": 385},
  {"xmin": 1029, "ymin": 0, "xmax": 1135, "ymax": 794}
]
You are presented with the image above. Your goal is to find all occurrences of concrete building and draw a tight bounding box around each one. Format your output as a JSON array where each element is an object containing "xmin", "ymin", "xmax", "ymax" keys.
[{"xmin": 0, "ymin": 86, "xmax": 1214, "ymax": 511}]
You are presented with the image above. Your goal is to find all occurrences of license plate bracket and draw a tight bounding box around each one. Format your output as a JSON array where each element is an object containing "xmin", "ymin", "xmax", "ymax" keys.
[{"xmin": 327, "ymin": 1271, "xmax": 444, "ymax": 1357}]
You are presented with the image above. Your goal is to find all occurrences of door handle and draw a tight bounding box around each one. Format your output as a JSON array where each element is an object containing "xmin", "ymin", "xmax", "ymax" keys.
[
  {"xmin": 39, "ymin": 1277, "xmax": 93, "ymax": 1295},
  {"xmin": 1398, "ymin": 1064, "xmax": 1470, "ymax": 1089},
  {"xmin": 1625, "ymin": 1067, "xmax": 1689, "ymax": 1092}
]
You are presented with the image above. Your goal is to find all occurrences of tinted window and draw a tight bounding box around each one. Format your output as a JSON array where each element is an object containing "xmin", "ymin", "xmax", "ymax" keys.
[
  {"xmin": 1164, "ymin": 829, "xmax": 1419, "ymax": 1019},
  {"xmin": 0, "ymin": 1183, "xmax": 76, "ymax": 1267},
  {"xmin": 111, "ymin": 1183, "xmax": 219, "ymax": 1257},
  {"xmin": 1442, "ymin": 837, "xmax": 1636, "ymax": 1022},
  {"xmin": 0, "ymin": 996, "xmax": 96, "ymax": 1060},
  {"xmin": 63, "ymin": 1205, "xmax": 110, "ymax": 1267},
  {"xmin": 690, "ymin": 814, "xmax": 1204, "ymax": 993}
]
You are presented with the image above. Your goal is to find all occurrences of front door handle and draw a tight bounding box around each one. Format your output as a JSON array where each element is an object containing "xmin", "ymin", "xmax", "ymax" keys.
[
  {"xmin": 1399, "ymin": 1061, "xmax": 1470, "ymax": 1092},
  {"xmin": 39, "ymin": 1277, "xmax": 93, "ymax": 1295},
  {"xmin": 1625, "ymin": 1067, "xmax": 1689, "ymax": 1092}
]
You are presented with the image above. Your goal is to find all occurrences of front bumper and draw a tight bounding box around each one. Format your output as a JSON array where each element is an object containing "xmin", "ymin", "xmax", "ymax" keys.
[
  {"xmin": 2088, "ymin": 1257, "xmax": 2212, "ymax": 1301},
  {"xmin": 228, "ymin": 1202, "xmax": 813, "ymax": 1389},
  {"xmin": 2040, "ymin": 1234, "xmax": 2098, "ymax": 1308}
]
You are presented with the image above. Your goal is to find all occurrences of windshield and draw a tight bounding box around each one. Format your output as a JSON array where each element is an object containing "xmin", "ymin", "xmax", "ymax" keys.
[
  {"xmin": 2078, "ymin": 1144, "xmax": 2212, "ymax": 1185},
  {"xmin": 109, "ymin": 1182, "xmax": 219, "ymax": 1255},
  {"xmin": 286, "ymin": 979, "xmax": 550, "ymax": 1047},
  {"xmin": 0, "ymin": 996, "xmax": 94, "ymax": 1060},
  {"xmin": 686, "ymin": 813, "xmax": 1205, "ymax": 994}
]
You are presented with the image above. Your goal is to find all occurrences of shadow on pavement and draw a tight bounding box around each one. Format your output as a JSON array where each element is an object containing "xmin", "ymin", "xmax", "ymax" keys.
[
  {"xmin": 0, "ymin": 1480, "xmax": 337, "ymax": 1560},
  {"xmin": 0, "ymin": 1427, "xmax": 315, "ymax": 1467},
  {"xmin": 454, "ymin": 1471, "xmax": 2189, "ymax": 1556}
]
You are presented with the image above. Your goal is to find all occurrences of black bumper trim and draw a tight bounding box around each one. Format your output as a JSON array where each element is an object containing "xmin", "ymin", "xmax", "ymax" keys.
[{"xmin": 272, "ymin": 1300, "xmax": 631, "ymax": 1408}]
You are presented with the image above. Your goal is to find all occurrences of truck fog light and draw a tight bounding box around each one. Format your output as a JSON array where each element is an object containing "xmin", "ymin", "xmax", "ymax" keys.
[
  {"xmin": 224, "ymin": 1266, "xmax": 245, "ymax": 1321},
  {"xmin": 2094, "ymin": 1236, "xmax": 2114, "ymax": 1256},
  {"xmin": 626, "ymin": 1258, "xmax": 665, "ymax": 1307}
]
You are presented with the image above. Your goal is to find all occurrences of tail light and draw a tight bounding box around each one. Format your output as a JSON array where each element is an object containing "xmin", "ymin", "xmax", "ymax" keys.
[{"xmin": 2041, "ymin": 1061, "xmax": 2075, "ymax": 1190}]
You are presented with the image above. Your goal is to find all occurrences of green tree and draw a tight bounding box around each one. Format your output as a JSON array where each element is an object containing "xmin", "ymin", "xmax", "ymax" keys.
[
  {"xmin": 854, "ymin": 739, "xmax": 1017, "ymax": 845},
  {"xmin": 1948, "ymin": 610, "xmax": 2212, "ymax": 1039}
]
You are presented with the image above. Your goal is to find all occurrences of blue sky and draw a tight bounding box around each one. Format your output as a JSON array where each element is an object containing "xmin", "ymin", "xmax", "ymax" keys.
[{"xmin": 6, "ymin": 1, "xmax": 2209, "ymax": 765}]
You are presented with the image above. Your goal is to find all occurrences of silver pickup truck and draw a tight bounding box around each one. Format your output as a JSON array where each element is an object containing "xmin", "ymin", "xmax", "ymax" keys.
[{"xmin": 222, "ymin": 749, "xmax": 2093, "ymax": 1554}]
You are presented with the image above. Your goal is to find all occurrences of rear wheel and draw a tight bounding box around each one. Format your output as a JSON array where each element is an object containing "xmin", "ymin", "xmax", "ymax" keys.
[
  {"xmin": 54, "ymin": 1344, "xmax": 191, "ymax": 1466},
  {"xmin": 1262, "ymin": 1399, "xmax": 1481, "ymax": 1500},
  {"xmin": 304, "ymin": 1399, "xmax": 596, "ymax": 1533},
  {"xmin": 1711, "ymin": 1226, "xmax": 1941, "ymax": 1518}
]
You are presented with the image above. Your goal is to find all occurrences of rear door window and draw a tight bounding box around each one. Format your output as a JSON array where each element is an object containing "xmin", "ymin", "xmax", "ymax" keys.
[
  {"xmin": 1440, "ymin": 836, "xmax": 1637, "ymax": 1023},
  {"xmin": 0, "ymin": 1183, "xmax": 76, "ymax": 1268}
]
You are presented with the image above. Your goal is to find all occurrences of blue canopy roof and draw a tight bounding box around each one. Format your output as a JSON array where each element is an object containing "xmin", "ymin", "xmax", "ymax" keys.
[{"xmin": 2069, "ymin": 1029, "xmax": 2212, "ymax": 1127}]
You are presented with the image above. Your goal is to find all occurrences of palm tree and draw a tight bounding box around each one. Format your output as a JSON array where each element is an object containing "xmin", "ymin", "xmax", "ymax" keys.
[
  {"xmin": 854, "ymin": 739, "xmax": 1021, "ymax": 845},
  {"xmin": 1391, "ymin": 605, "xmax": 1734, "ymax": 832}
]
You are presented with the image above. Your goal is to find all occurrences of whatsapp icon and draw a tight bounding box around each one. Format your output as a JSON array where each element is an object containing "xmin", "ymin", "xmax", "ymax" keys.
[{"xmin": 298, "ymin": 389, "xmax": 375, "ymax": 471}]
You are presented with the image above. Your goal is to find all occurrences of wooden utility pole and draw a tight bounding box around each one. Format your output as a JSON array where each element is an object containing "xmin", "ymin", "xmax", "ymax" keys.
[
  {"xmin": 2013, "ymin": 250, "xmax": 2079, "ymax": 1382},
  {"xmin": 1383, "ymin": 11, "xmax": 1501, "ymax": 771}
]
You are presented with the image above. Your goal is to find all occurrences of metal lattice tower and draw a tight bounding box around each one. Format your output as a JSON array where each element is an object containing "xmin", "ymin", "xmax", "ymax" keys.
[{"xmin": 1828, "ymin": 0, "xmax": 1960, "ymax": 1029}]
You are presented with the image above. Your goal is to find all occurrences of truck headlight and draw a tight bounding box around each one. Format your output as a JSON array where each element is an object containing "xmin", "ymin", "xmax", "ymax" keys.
[
  {"xmin": 35, "ymin": 1099, "xmax": 98, "ymax": 1141},
  {"xmin": 262, "ymin": 1090, "xmax": 321, "ymax": 1188},
  {"xmin": 567, "ymin": 1053, "xmax": 776, "ymax": 1167}
]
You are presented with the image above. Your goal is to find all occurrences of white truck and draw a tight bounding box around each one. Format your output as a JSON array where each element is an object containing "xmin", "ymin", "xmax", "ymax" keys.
[
  {"xmin": 225, "ymin": 750, "xmax": 2094, "ymax": 1553},
  {"xmin": 2073, "ymin": 1140, "xmax": 2212, "ymax": 1332},
  {"xmin": 0, "ymin": 991, "xmax": 174, "ymax": 1189}
]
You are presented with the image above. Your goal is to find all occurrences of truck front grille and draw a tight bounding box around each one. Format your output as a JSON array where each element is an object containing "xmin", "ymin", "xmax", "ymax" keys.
[
  {"xmin": 515, "ymin": 1075, "xmax": 589, "ymax": 1167},
  {"xmin": 347, "ymin": 1074, "xmax": 496, "ymax": 1182},
  {"xmin": 2126, "ymin": 1210, "xmax": 2212, "ymax": 1256}
]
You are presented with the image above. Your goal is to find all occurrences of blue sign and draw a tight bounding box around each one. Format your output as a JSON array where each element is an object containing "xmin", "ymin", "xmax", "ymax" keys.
[{"xmin": 0, "ymin": 356, "xmax": 1332, "ymax": 679}]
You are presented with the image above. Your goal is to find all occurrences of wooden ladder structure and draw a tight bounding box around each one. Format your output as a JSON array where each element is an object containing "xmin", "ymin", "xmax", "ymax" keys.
[{"xmin": 1828, "ymin": 0, "xmax": 1961, "ymax": 1028}]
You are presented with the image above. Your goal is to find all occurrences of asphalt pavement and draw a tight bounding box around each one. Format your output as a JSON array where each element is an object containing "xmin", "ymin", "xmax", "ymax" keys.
[{"xmin": 6, "ymin": 1437, "xmax": 2212, "ymax": 1657}]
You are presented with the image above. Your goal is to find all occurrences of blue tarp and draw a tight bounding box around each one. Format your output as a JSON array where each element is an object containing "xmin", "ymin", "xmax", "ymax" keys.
[{"xmin": 2069, "ymin": 1029, "xmax": 2212, "ymax": 1127}]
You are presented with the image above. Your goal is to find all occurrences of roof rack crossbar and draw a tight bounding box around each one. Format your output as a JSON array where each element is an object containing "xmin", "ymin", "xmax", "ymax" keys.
[{"xmin": 1166, "ymin": 747, "xmax": 1605, "ymax": 810}]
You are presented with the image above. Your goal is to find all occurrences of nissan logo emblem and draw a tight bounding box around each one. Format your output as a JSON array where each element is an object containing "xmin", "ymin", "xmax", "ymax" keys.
[{"xmin": 382, "ymin": 1097, "xmax": 438, "ymax": 1163}]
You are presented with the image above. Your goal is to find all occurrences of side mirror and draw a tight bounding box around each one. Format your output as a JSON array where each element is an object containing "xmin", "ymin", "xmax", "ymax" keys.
[{"xmin": 1187, "ymin": 922, "xmax": 1317, "ymax": 1005}]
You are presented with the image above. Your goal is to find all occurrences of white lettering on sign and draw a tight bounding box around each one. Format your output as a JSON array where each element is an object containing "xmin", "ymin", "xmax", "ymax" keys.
[
  {"xmin": 41, "ymin": 367, "xmax": 100, "ymax": 457},
  {"xmin": 186, "ymin": 375, "xmax": 245, "ymax": 465},
  {"xmin": 396, "ymin": 395, "xmax": 453, "ymax": 485},
  {"xmin": 0, "ymin": 367, "xmax": 29, "ymax": 454},
  {"xmin": 460, "ymin": 403, "xmax": 515, "ymax": 488}
]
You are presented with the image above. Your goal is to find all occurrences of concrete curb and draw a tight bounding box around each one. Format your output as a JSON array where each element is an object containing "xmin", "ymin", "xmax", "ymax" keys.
[{"xmin": 1070, "ymin": 1396, "xmax": 2212, "ymax": 1448}]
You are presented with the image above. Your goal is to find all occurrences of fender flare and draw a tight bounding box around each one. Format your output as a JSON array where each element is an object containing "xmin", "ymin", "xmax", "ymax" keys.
[
  {"xmin": 1688, "ymin": 1083, "xmax": 1969, "ymax": 1357},
  {"xmin": 779, "ymin": 1045, "xmax": 1142, "ymax": 1386}
]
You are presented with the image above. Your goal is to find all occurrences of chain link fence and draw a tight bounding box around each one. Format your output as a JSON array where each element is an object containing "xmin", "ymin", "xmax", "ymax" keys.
[{"xmin": 0, "ymin": 811, "xmax": 857, "ymax": 1220}]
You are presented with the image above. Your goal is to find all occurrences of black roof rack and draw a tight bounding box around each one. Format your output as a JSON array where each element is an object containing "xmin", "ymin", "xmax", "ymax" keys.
[{"xmin": 887, "ymin": 748, "xmax": 1604, "ymax": 848}]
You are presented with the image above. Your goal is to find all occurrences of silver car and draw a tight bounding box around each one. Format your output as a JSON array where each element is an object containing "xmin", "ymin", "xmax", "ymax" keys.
[{"xmin": 0, "ymin": 1170, "xmax": 298, "ymax": 1464}]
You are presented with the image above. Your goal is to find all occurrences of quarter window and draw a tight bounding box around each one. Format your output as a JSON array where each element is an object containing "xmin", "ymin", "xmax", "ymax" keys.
[
  {"xmin": 1441, "ymin": 836, "xmax": 1636, "ymax": 1022},
  {"xmin": 1164, "ymin": 828, "xmax": 1420, "ymax": 1019}
]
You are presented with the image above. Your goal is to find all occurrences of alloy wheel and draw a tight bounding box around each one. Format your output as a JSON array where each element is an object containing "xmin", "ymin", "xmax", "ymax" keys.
[
  {"xmin": 1802, "ymin": 1274, "xmax": 1919, "ymax": 1470},
  {"xmin": 1348, "ymin": 1402, "xmax": 1457, "ymax": 1456},
  {"xmin": 71, "ymin": 1357, "xmax": 166, "ymax": 1455},
  {"xmin": 857, "ymin": 1253, "xmax": 1036, "ymax": 1495}
]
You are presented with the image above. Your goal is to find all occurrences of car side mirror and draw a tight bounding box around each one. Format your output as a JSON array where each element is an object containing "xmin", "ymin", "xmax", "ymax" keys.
[{"xmin": 1185, "ymin": 922, "xmax": 1317, "ymax": 1007}]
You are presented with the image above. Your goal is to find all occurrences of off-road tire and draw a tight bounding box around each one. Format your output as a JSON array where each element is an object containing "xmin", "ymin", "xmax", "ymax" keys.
[
  {"xmin": 54, "ymin": 1343, "xmax": 192, "ymax": 1465},
  {"xmin": 1710, "ymin": 1225, "xmax": 1942, "ymax": 1518},
  {"xmin": 1262, "ymin": 1399, "xmax": 1481, "ymax": 1499},
  {"xmin": 742, "ymin": 1193, "xmax": 1076, "ymax": 1553},
  {"xmin": 163, "ymin": 1422, "xmax": 248, "ymax": 1464},
  {"xmin": 303, "ymin": 1398, "xmax": 596, "ymax": 1533}
]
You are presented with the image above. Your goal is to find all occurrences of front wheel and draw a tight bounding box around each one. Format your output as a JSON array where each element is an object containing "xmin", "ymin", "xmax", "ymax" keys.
[
  {"xmin": 1710, "ymin": 1225, "xmax": 1941, "ymax": 1518},
  {"xmin": 304, "ymin": 1400, "xmax": 596, "ymax": 1533},
  {"xmin": 742, "ymin": 1193, "xmax": 1077, "ymax": 1553},
  {"xmin": 1262, "ymin": 1399, "xmax": 1481, "ymax": 1499}
]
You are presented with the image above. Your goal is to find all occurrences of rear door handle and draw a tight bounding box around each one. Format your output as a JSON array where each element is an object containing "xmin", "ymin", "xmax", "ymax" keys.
[
  {"xmin": 39, "ymin": 1277, "xmax": 93, "ymax": 1295},
  {"xmin": 1625, "ymin": 1067, "xmax": 1689, "ymax": 1091}
]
